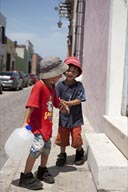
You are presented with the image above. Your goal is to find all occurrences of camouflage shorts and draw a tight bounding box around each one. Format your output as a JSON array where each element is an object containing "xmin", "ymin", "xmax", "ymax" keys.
[{"xmin": 30, "ymin": 134, "xmax": 51, "ymax": 158}]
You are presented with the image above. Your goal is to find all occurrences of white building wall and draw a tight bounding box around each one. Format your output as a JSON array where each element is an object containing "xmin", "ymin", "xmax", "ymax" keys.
[
  {"xmin": 16, "ymin": 48, "xmax": 25, "ymax": 58},
  {"xmin": 106, "ymin": 0, "xmax": 128, "ymax": 115},
  {"xmin": 81, "ymin": 0, "xmax": 127, "ymax": 132},
  {"xmin": 82, "ymin": 0, "xmax": 110, "ymax": 132}
]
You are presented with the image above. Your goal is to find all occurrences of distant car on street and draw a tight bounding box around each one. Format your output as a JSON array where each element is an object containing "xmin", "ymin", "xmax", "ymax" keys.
[
  {"xmin": 0, "ymin": 71, "xmax": 23, "ymax": 91},
  {"xmin": 29, "ymin": 74, "xmax": 39, "ymax": 84},
  {"xmin": 18, "ymin": 71, "xmax": 30, "ymax": 87},
  {"xmin": 26, "ymin": 74, "xmax": 33, "ymax": 86},
  {"xmin": 0, "ymin": 80, "xmax": 3, "ymax": 94}
]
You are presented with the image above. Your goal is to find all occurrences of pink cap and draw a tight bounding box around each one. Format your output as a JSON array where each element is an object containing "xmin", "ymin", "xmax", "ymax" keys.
[{"xmin": 64, "ymin": 56, "xmax": 82, "ymax": 76}]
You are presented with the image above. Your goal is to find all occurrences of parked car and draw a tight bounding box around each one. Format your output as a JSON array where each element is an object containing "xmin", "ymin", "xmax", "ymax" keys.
[
  {"xmin": 18, "ymin": 71, "xmax": 29, "ymax": 87},
  {"xmin": 0, "ymin": 71, "xmax": 23, "ymax": 91},
  {"xmin": 26, "ymin": 74, "xmax": 33, "ymax": 86},
  {"xmin": 0, "ymin": 80, "xmax": 3, "ymax": 94},
  {"xmin": 29, "ymin": 74, "xmax": 38, "ymax": 84}
]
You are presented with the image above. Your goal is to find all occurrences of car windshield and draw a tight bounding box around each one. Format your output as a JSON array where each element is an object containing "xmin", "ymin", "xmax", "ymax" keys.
[{"xmin": 0, "ymin": 72, "xmax": 14, "ymax": 76}]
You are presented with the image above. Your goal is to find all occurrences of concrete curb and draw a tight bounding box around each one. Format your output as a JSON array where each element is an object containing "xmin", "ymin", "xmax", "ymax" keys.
[{"xmin": 0, "ymin": 159, "xmax": 21, "ymax": 191}]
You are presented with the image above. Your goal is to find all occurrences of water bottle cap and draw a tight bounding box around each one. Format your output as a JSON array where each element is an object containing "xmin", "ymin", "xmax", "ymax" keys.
[{"xmin": 25, "ymin": 125, "xmax": 31, "ymax": 130}]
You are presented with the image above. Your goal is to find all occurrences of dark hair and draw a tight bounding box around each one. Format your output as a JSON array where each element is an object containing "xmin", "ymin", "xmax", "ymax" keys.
[{"xmin": 68, "ymin": 64, "xmax": 81, "ymax": 76}]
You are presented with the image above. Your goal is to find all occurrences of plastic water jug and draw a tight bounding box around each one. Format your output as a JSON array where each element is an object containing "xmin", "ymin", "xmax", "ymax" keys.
[{"xmin": 4, "ymin": 125, "xmax": 34, "ymax": 160}]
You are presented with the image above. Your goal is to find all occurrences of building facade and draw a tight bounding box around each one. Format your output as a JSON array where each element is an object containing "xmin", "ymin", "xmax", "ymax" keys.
[
  {"xmin": 15, "ymin": 40, "xmax": 34, "ymax": 73},
  {"xmin": 64, "ymin": 1, "xmax": 128, "ymax": 190},
  {"xmin": 65, "ymin": 0, "xmax": 128, "ymax": 132},
  {"xmin": 0, "ymin": 13, "xmax": 41, "ymax": 74},
  {"xmin": 31, "ymin": 53, "xmax": 42, "ymax": 74}
]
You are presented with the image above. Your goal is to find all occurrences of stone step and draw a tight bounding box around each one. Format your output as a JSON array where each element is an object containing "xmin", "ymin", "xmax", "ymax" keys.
[
  {"xmin": 85, "ymin": 133, "xmax": 128, "ymax": 191},
  {"xmin": 103, "ymin": 115, "xmax": 128, "ymax": 159}
]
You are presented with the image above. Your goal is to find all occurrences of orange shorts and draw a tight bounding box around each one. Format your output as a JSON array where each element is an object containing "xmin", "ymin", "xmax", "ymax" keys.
[{"xmin": 55, "ymin": 126, "xmax": 83, "ymax": 148}]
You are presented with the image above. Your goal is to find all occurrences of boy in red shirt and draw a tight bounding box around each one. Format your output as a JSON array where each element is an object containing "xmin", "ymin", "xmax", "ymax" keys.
[{"xmin": 19, "ymin": 57, "xmax": 69, "ymax": 190}]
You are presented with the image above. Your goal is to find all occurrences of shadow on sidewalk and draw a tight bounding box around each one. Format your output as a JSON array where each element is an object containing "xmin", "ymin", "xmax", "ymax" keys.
[
  {"xmin": 11, "ymin": 163, "xmax": 77, "ymax": 188},
  {"xmin": 11, "ymin": 154, "xmax": 87, "ymax": 188},
  {"xmin": 11, "ymin": 155, "xmax": 87, "ymax": 187},
  {"xmin": 47, "ymin": 164, "xmax": 77, "ymax": 177}
]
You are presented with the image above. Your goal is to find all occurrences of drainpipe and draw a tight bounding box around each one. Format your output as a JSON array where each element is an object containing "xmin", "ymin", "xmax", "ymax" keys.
[{"xmin": 73, "ymin": 0, "xmax": 86, "ymax": 65}]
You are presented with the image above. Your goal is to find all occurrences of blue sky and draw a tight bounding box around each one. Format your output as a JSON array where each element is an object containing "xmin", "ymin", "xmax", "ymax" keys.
[{"xmin": 1, "ymin": 0, "xmax": 69, "ymax": 60}]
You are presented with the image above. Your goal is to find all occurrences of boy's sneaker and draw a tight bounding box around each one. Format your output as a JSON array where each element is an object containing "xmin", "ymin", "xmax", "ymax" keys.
[
  {"xmin": 19, "ymin": 172, "xmax": 43, "ymax": 190},
  {"xmin": 75, "ymin": 148, "xmax": 85, "ymax": 165},
  {"xmin": 56, "ymin": 152, "xmax": 67, "ymax": 166},
  {"xmin": 37, "ymin": 166, "xmax": 55, "ymax": 184}
]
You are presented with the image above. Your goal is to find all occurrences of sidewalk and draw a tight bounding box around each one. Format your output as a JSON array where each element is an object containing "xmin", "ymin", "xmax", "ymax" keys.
[{"xmin": 0, "ymin": 109, "xmax": 97, "ymax": 192}]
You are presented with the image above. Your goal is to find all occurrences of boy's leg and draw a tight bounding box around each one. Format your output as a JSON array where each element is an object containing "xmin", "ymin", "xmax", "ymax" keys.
[
  {"xmin": 56, "ymin": 146, "xmax": 67, "ymax": 166},
  {"xmin": 71, "ymin": 127, "xmax": 86, "ymax": 165},
  {"xmin": 75, "ymin": 147, "xmax": 85, "ymax": 165},
  {"xmin": 19, "ymin": 155, "xmax": 43, "ymax": 190},
  {"xmin": 24, "ymin": 155, "xmax": 36, "ymax": 173},
  {"xmin": 36, "ymin": 139, "xmax": 54, "ymax": 184},
  {"xmin": 40, "ymin": 153, "xmax": 49, "ymax": 167},
  {"xmin": 19, "ymin": 134, "xmax": 44, "ymax": 190},
  {"xmin": 55, "ymin": 126, "xmax": 70, "ymax": 166},
  {"xmin": 60, "ymin": 145, "xmax": 66, "ymax": 153}
]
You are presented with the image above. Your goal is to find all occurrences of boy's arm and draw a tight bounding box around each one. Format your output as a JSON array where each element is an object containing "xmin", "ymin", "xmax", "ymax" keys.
[
  {"xmin": 60, "ymin": 99, "xmax": 81, "ymax": 106},
  {"xmin": 22, "ymin": 107, "xmax": 34, "ymax": 127},
  {"xmin": 59, "ymin": 99, "xmax": 70, "ymax": 114},
  {"xmin": 53, "ymin": 88, "xmax": 70, "ymax": 113}
]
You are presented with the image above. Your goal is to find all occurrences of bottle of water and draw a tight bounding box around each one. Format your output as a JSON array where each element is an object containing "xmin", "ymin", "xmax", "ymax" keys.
[{"xmin": 4, "ymin": 125, "xmax": 34, "ymax": 160}]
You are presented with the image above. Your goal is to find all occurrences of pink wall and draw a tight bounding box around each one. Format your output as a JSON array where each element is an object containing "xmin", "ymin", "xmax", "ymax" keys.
[{"xmin": 82, "ymin": 0, "xmax": 110, "ymax": 132}]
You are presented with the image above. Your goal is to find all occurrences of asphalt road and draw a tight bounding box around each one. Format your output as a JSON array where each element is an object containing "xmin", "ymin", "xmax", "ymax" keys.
[{"xmin": 0, "ymin": 86, "xmax": 32, "ymax": 169}]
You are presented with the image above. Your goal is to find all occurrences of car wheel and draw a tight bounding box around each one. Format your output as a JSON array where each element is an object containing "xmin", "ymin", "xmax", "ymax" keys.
[
  {"xmin": 20, "ymin": 84, "xmax": 24, "ymax": 90},
  {"xmin": 14, "ymin": 84, "xmax": 20, "ymax": 91},
  {"xmin": 0, "ymin": 86, "xmax": 2, "ymax": 94}
]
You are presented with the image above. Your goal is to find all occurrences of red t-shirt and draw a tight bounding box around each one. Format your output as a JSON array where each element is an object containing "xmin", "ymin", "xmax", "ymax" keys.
[{"xmin": 26, "ymin": 80, "xmax": 60, "ymax": 141}]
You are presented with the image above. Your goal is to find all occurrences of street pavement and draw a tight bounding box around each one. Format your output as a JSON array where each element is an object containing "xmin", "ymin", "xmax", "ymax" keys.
[{"xmin": 0, "ymin": 108, "xmax": 97, "ymax": 192}]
